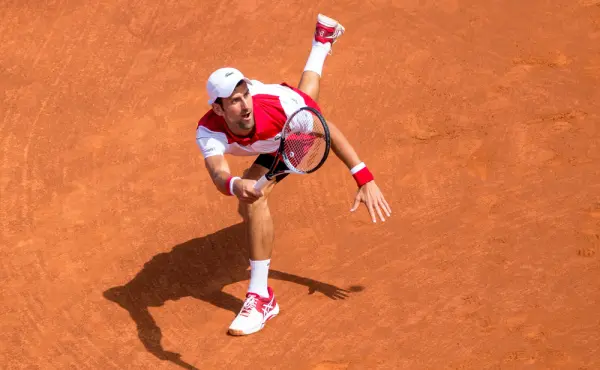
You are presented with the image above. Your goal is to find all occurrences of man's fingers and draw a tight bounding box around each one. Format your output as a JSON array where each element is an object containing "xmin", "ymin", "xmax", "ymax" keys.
[
  {"xmin": 381, "ymin": 196, "xmax": 392, "ymax": 216},
  {"xmin": 375, "ymin": 202, "xmax": 386, "ymax": 222},
  {"xmin": 240, "ymin": 194, "xmax": 260, "ymax": 203},
  {"xmin": 377, "ymin": 196, "xmax": 390, "ymax": 217},
  {"xmin": 350, "ymin": 195, "xmax": 361, "ymax": 212},
  {"xmin": 248, "ymin": 188, "xmax": 261, "ymax": 198},
  {"xmin": 367, "ymin": 201, "xmax": 376, "ymax": 223}
]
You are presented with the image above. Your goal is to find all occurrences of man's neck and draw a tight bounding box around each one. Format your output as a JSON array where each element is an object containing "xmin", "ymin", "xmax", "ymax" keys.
[{"xmin": 226, "ymin": 122, "xmax": 254, "ymax": 138}]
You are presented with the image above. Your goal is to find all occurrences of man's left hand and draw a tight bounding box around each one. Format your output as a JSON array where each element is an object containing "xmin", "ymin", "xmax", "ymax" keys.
[{"xmin": 350, "ymin": 181, "xmax": 391, "ymax": 223}]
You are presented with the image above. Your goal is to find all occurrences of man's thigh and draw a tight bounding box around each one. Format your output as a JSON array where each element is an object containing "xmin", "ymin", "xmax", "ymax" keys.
[{"xmin": 237, "ymin": 154, "xmax": 285, "ymax": 217}]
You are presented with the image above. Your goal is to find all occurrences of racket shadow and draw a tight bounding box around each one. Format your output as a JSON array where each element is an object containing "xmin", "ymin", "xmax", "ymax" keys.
[{"xmin": 102, "ymin": 222, "xmax": 361, "ymax": 369}]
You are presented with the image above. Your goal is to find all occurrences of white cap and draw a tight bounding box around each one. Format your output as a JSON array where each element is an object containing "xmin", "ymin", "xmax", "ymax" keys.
[{"xmin": 206, "ymin": 67, "xmax": 252, "ymax": 105}]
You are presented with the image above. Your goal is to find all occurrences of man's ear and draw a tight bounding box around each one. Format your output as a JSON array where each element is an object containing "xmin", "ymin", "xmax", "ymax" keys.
[{"xmin": 212, "ymin": 102, "xmax": 224, "ymax": 116}]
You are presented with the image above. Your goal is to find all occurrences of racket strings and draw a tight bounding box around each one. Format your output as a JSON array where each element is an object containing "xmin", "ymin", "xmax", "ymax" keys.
[{"xmin": 282, "ymin": 110, "xmax": 328, "ymax": 173}]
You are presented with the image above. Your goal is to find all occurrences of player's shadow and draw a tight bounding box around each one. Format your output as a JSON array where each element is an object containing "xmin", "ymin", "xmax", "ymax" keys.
[{"xmin": 103, "ymin": 222, "xmax": 362, "ymax": 370}]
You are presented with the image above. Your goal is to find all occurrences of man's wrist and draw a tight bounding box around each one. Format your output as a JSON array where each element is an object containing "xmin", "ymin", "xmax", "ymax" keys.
[
  {"xmin": 350, "ymin": 162, "xmax": 374, "ymax": 187},
  {"xmin": 225, "ymin": 176, "xmax": 241, "ymax": 196}
]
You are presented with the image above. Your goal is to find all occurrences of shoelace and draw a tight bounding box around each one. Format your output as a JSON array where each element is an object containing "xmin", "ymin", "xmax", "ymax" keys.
[
  {"xmin": 329, "ymin": 28, "xmax": 344, "ymax": 40},
  {"xmin": 240, "ymin": 295, "xmax": 258, "ymax": 317}
]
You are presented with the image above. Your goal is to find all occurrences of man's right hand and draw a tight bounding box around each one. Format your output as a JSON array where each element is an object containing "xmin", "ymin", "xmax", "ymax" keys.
[{"xmin": 232, "ymin": 178, "xmax": 263, "ymax": 203}]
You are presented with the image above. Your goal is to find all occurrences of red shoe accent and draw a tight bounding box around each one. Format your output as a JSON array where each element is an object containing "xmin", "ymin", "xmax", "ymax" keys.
[
  {"xmin": 314, "ymin": 14, "xmax": 345, "ymax": 45},
  {"xmin": 315, "ymin": 22, "xmax": 338, "ymax": 44},
  {"xmin": 241, "ymin": 287, "xmax": 278, "ymax": 320}
]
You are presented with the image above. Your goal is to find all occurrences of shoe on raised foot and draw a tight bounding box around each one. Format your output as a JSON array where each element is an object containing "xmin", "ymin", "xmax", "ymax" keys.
[
  {"xmin": 228, "ymin": 286, "xmax": 279, "ymax": 336},
  {"xmin": 314, "ymin": 13, "xmax": 345, "ymax": 47}
]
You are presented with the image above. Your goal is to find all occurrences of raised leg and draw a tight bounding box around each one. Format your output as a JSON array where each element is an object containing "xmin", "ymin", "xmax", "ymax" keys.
[
  {"xmin": 297, "ymin": 14, "xmax": 346, "ymax": 102},
  {"xmin": 297, "ymin": 70, "xmax": 322, "ymax": 102}
]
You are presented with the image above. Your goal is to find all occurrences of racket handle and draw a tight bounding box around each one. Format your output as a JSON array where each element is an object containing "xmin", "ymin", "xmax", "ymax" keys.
[{"xmin": 254, "ymin": 175, "xmax": 271, "ymax": 191}]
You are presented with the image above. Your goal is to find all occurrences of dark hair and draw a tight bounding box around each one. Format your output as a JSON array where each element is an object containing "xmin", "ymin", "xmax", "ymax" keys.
[{"xmin": 214, "ymin": 80, "xmax": 246, "ymax": 107}]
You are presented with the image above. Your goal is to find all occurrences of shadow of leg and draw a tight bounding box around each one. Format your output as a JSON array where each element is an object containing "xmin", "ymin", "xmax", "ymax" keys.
[{"xmin": 102, "ymin": 222, "xmax": 365, "ymax": 368}]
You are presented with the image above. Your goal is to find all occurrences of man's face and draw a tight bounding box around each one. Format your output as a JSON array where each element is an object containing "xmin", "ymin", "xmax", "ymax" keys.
[{"xmin": 213, "ymin": 81, "xmax": 254, "ymax": 134}]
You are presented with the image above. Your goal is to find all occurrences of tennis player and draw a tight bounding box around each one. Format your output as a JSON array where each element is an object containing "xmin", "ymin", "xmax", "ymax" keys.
[{"xmin": 195, "ymin": 14, "xmax": 391, "ymax": 336}]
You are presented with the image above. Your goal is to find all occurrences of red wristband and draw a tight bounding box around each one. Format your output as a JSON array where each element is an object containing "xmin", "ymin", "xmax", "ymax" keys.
[
  {"xmin": 351, "ymin": 162, "xmax": 374, "ymax": 187},
  {"xmin": 225, "ymin": 176, "xmax": 240, "ymax": 196}
]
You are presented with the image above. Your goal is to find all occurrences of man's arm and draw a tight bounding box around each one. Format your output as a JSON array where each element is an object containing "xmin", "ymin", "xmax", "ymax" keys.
[
  {"xmin": 204, "ymin": 155, "xmax": 233, "ymax": 195},
  {"xmin": 328, "ymin": 121, "xmax": 374, "ymax": 185},
  {"xmin": 327, "ymin": 121, "xmax": 392, "ymax": 222},
  {"xmin": 204, "ymin": 155, "xmax": 263, "ymax": 202},
  {"xmin": 328, "ymin": 121, "xmax": 362, "ymax": 170},
  {"xmin": 197, "ymin": 127, "xmax": 261, "ymax": 201}
]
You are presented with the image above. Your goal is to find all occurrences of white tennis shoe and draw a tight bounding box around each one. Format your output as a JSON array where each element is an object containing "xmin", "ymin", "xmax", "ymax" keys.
[{"xmin": 228, "ymin": 287, "xmax": 280, "ymax": 336}]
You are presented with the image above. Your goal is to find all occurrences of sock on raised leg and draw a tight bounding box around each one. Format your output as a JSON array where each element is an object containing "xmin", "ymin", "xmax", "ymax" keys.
[
  {"xmin": 303, "ymin": 41, "xmax": 331, "ymax": 76},
  {"xmin": 248, "ymin": 259, "xmax": 270, "ymax": 298}
]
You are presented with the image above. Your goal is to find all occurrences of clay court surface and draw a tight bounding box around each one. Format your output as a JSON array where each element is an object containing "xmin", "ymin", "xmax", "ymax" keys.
[{"xmin": 2, "ymin": 0, "xmax": 600, "ymax": 368}]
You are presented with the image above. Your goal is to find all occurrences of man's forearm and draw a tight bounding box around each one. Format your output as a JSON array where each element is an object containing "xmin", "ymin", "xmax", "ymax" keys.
[
  {"xmin": 328, "ymin": 121, "xmax": 362, "ymax": 170},
  {"xmin": 205, "ymin": 156, "xmax": 237, "ymax": 195},
  {"xmin": 328, "ymin": 121, "xmax": 375, "ymax": 187},
  {"xmin": 212, "ymin": 170, "xmax": 234, "ymax": 194}
]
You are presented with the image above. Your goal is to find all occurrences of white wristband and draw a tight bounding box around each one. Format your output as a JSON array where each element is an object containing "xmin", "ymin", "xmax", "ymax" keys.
[
  {"xmin": 350, "ymin": 162, "xmax": 366, "ymax": 175},
  {"xmin": 229, "ymin": 176, "xmax": 241, "ymax": 196}
]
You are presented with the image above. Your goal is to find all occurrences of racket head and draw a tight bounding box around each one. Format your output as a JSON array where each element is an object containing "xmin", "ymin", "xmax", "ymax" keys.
[{"xmin": 279, "ymin": 106, "xmax": 331, "ymax": 174}]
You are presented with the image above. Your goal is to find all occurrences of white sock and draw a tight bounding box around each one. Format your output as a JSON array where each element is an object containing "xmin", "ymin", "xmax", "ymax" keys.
[
  {"xmin": 248, "ymin": 259, "xmax": 270, "ymax": 298},
  {"xmin": 303, "ymin": 41, "xmax": 331, "ymax": 76}
]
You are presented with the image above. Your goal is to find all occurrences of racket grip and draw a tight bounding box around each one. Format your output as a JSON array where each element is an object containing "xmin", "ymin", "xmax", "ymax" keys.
[{"xmin": 254, "ymin": 175, "xmax": 271, "ymax": 191}]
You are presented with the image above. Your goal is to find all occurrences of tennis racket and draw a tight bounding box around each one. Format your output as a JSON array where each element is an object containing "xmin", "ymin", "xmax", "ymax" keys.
[{"xmin": 254, "ymin": 106, "xmax": 331, "ymax": 191}]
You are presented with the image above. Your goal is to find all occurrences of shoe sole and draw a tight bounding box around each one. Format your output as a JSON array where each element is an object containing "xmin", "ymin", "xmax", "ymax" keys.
[
  {"xmin": 317, "ymin": 14, "xmax": 341, "ymax": 28},
  {"xmin": 228, "ymin": 304, "xmax": 280, "ymax": 336}
]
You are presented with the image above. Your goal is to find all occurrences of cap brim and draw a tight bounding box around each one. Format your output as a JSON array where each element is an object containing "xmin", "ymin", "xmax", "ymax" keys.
[{"xmin": 208, "ymin": 78, "xmax": 252, "ymax": 105}]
